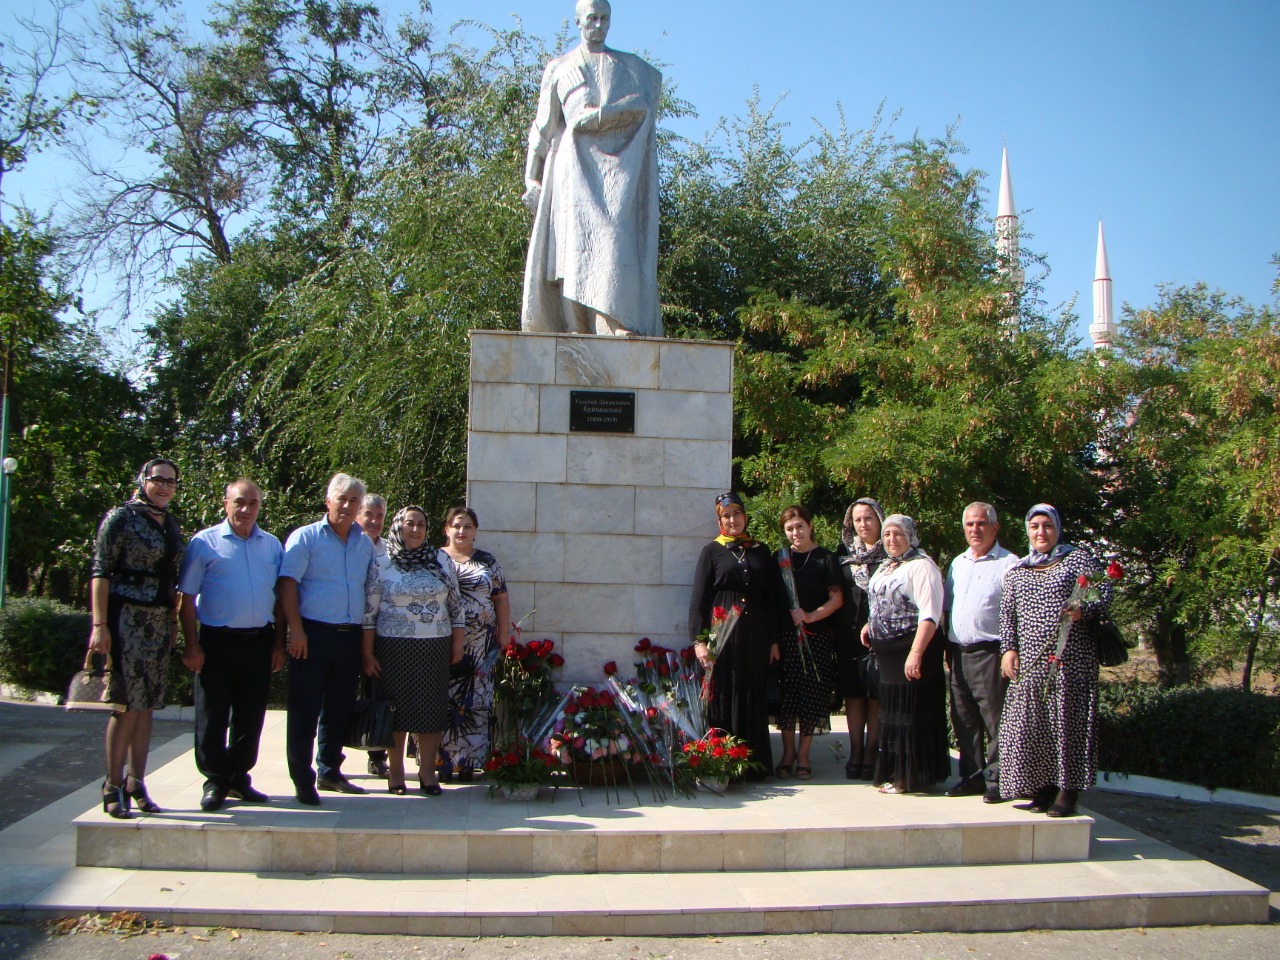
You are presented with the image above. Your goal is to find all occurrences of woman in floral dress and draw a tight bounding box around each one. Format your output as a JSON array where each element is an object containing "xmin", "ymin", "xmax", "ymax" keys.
[{"xmin": 439, "ymin": 506, "xmax": 510, "ymax": 781}]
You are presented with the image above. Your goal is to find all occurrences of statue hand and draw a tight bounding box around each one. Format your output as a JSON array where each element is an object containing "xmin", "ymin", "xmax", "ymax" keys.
[{"xmin": 522, "ymin": 181, "xmax": 541, "ymax": 214}]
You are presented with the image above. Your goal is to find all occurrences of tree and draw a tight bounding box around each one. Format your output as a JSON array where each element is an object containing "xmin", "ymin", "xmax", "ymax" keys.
[{"xmin": 1104, "ymin": 283, "xmax": 1280, "ymax": 690}]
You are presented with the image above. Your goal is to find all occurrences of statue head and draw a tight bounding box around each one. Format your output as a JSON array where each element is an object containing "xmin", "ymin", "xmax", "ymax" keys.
[{"xmin": 575, "ymin": 0, "xmax": 611, "ymax": 50}]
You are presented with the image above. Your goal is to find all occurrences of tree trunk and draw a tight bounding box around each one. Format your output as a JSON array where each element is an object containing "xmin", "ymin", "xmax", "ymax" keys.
[
  {"xmin": 1151, "ymin": 604, "xmax": 1191, "ymax": 688},
  {"xmin": 1240, "ymin": 589, "xmax": 1265, "ymax": 693}
]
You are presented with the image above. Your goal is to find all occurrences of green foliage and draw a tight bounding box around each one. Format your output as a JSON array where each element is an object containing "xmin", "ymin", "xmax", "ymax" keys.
[
  {"xmin": 1097, "ymin": 682, "xmax": 1280, "ymax": 796},
  {"xmin": 0, "ymin": 596, "xmax": 89, "ymax": 694},
  {"xmin": 1103, "ymin": 284, "xmax": 1280, "ymax": 688}
]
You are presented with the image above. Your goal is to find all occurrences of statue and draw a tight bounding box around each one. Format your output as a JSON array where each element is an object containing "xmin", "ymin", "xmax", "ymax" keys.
[{"xmin": 521, "ymin": 0, "xmax": 663, "ymax": 338}]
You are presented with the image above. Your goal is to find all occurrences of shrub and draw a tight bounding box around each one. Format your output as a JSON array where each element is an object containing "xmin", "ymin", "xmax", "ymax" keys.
[
  {"xmin": 1097, "ymin": 683, "xmax": 1280, "ymax": 796},
  {"xmin": 0, "ymin": 597, "xmax": 91, "ymax": 696}
]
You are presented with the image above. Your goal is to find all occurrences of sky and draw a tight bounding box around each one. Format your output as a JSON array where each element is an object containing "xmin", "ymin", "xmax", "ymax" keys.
[{"xmin": 6, "ymin": 0, "xmax": 1278, "ymax": 346}]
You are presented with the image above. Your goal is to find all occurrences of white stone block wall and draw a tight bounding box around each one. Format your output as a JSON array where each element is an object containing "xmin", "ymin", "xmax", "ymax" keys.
[{"xmin": 468, "ymin": 331, "xmax": 733, "ymax": 686}]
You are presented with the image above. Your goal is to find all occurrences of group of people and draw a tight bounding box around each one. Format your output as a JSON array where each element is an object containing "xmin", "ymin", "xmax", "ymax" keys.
[
  {"xmin": 688, "ymin": 494, "xmax": 1113, "ymax": 817},
  {"xmin": 88, "ymin": 463, "xmax": 508, "ymax": 816}
]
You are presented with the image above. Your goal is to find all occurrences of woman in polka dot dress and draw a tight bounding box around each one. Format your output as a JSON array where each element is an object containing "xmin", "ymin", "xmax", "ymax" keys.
[{"xmin": 998, "ymin": 504, "xmax": 1112, "ymax": 817}]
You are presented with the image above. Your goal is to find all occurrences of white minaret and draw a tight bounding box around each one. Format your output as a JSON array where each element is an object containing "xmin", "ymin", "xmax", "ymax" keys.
[
  {"xmin": 1090, "ymin": 221, "xmax": 1116, "ymax": 350},
  {"xmin": 995, "ymin": 146, "xmax": 1023, "ymax": 325}
]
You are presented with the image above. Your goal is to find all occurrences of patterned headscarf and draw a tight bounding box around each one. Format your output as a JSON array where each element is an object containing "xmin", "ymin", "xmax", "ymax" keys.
[
  {"xmin": 1016, "ymin": 503, "xmax": 1076, "ymax": 569},
  {"xmin": 839, "ymin": 497, "xmax": 888, "ymax": 589},
  {"xmin": 881, "ymin": 514, "xmax": 926, "ymax": 569},
  {"xmin": 386, "ymin": 506, "xmax": 441, "ymax": 573}
]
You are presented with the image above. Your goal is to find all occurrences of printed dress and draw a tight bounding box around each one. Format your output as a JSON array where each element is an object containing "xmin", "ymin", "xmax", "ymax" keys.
[
  {"xmin": 773, "ymin": 546, "xmax": 840, "ymax": 735},
  {"xmin": 997, "ymin": 549, "xmax": 1111, "ymax": 798},
  {"xmin": 90, "ymin": 505, "xmax": 185, "ymax": 711},
  {"xmin": 440, "ymin": 549, "xmax": 508, "ymax": 772}
]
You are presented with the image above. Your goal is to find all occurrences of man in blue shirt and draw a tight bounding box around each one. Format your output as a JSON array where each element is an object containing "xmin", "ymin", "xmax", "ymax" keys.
[
  {"xmin": 179, "ymin": 479, "xmax": 285, "ymax": 812},
  {"xmin": 279, "ymin": 473, "xmax": 376, "ymax": 805},
  {"xmin": 943, "ymin": 502, "xmax": 1020, "ymax": 803}
]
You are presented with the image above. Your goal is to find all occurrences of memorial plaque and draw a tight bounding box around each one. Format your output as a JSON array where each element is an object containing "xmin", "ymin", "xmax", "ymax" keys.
[{"xmin": 570, "ymin": 390, "xmax": 636, "ymax": 433}]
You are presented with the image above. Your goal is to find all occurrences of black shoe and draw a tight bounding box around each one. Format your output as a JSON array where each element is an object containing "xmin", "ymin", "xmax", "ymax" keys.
[
  {"xmin": 1016, "ymin": 784, "xmax": 1058, "ymax": 814},
  {"xmin": 201, "ymin": 785, "xmax": 227, "ymax": 812},
  {"xmin": 228, "ymin": 782, "xmax": 270, "ymax": 804},
  {"xmin": 944, "ymin": 778, "xmax": 983, "ymax": 798},
  {"xmin": 982, "ymin": 784, "xmax": 1006, "ymax": 804},
  {"xmin": 456, "ymin": 767, "xmax": 475, "ymax": 783},
  {"xmin": 102, "ymin": 780, "xmax": 132, "ymax": 819},
  {"xmin": 844, "ymin": 759, "xmax": 860, "ymax": 780},
  {"xmin": 295, "ymin": 788, "xmax": 321, "ymax": 806},
  {"xmin": 126, "ymin": 777, "xmax": 163, "ymax": 814},
  {"xmin": 367, "ymin": 755, "xmax": 389, "ymax": 778},
  {"xmin": 317, "ymin": 775, "xmax": 366, "ymax": 795}
]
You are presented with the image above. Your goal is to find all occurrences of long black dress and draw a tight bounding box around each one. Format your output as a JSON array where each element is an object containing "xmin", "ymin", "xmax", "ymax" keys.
[
  {"xmin": 688, "ymin": 540, "xmax": 787, "ymax": 774},
  {"xmin": 774, "ymin": 546, "xmax": 840, "ymax": 734},
  {"xmin": 834, "ymin": 541, "xmax": 885, "ymax": 700}
]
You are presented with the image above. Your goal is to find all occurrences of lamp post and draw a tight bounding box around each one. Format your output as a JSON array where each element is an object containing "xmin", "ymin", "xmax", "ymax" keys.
[{"xmin": 0, "ymin": 455, "xmax": 15, "ymax": 608}]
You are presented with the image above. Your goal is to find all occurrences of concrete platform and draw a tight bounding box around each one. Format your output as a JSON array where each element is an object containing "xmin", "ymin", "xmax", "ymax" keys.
[{"xmin": 0, "ymin": 712, "xmax": 1269, "ymax": 935}]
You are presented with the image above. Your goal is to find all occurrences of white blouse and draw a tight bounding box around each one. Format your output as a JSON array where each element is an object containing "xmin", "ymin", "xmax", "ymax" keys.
[
  {"xmin": 363, "ymin": 550, "xmax": 465, "ymax": 639},
  {"xmin": 866, "ymin": 554, "xmax": 944, "ymax": 639}
]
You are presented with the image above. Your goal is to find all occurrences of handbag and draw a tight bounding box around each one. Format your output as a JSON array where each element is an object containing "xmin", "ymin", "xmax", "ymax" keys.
[
  {"xmin": 1094, "ymin": 613, "xmax": 1129, "ymax": 667},
  {"xmin": 65, "ymin": 651, "xmax": 127, "ymax": 712},
  {"xmin": 345, "ymin": 676, "xmax": 397, "ymax": 750}
]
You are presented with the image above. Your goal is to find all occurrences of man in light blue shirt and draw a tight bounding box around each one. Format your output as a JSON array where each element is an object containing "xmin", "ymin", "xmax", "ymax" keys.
[
  {"xmin": 179, "ymin": 479, "xmax": 285, "ymax": 812},
  {"xmin": 943, "ymin": 502, "xmax": 1020, "ymax": 802},
  {"xmin": 279, "ymin": 472, "xmax": 376, "ymax": 804}
]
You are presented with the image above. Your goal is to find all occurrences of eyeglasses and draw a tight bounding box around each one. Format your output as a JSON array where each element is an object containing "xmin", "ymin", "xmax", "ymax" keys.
[{"xmin": 145, "ymin": 476, "xmax": 179, "ymax": 487}]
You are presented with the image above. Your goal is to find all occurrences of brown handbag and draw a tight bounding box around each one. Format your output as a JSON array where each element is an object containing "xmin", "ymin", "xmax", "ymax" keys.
[{"xmin": 65, "ymin": 650, "xmax": 127, "ymax": 712}]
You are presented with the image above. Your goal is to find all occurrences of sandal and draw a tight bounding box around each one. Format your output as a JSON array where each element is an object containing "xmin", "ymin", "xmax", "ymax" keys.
[
  {"xmin": 126, "ymin": 777, "xmax": 162, "ymax": 814},
  {"xmin": 795, "ymin": 766, "xmax": 812, "ymax": 780},
  {"xmin": 388, "ymin": 781, "xmax": 407, "ymax": 796},
  {"xmin": 102, "ymin": 780, "xmax": 132, "ymax": 819},
  {"xmin": 775, "ymin": 757, "xmax": 796, "ymax": 779},
  {"xmin": 878, "ymin": 781, "xmax": 907, "ymax": 795},
  {"xmin": 1046, "ymin": 789, "xmax": 1079, "ymax": 818}
]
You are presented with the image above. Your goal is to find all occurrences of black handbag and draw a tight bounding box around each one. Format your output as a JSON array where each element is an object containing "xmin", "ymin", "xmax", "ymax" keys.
[
  {"xmin": 1095, "ymin": 614, "xmax": 1130, "ymax": 667},
  {"xmin": 65, "ymin": 651, "xmax": 127, "ymax": 712},
  {"xmin": 345, "ymin": 676, "xmax": 397, "ymax": 750}
]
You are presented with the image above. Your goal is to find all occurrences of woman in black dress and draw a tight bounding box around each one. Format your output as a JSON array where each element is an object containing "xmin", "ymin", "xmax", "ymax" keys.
[
  {"xmin": 834, "ymin": 497, "xmax": 887, "ymax": 779},
  {"xmin": 688, "ymin": 492, "xmax": 784, "ymax": 777},
  {"xmin": 89, "ymin": 458, "xmax": 186, "ymax": 818},
  {"xmin": 773, "ymin": 505, "xmax": 842, "ymax": 780}
]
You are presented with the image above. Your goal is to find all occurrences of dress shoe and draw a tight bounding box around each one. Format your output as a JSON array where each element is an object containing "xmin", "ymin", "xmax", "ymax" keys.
[
  {"xmin": 317, "ymin": 775, "xmax": 366, "ymax": 794},
  {"xmin": 201, "ymin": 785, "xmax": 227, "ymax": 812},
  {"xmin": 367, "ymin": 755, "xmax": 390, "ymax": 778},
  {"xmin": 944, "ymin": 778, "xmax": 983, "ymax": 798},
  {"xmin": 228, "ymin": 782, "xmax": 270, "ymax": 804},
  {"xmin": 295, "ymin": 788, "xmax": 321, "ymax": 806},
  {"xmin": 844, "ymin": 759, "xmax": 860, "ymax": 780},
  {"xmin": 982, "ymin": 784, "xmax": 1006, "ymax": 804}
]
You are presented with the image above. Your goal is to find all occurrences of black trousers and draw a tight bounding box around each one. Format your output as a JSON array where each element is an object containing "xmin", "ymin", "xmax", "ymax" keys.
[
  {"xmin": 286, "ymin": 619, "xmax": 361, "ymax": 789},
  {"xmin": 194, "ymin": 624, "xmax": 274, "ymax": 791},
  {"xmin": 948, "ymin": 641, "xmax": 1007, "ymax": 785}
]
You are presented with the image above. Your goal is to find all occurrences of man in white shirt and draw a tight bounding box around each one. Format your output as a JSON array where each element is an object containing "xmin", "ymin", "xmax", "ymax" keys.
[{"xmin": 943, "ymin": 502, "xmax": 1020, "ymax": 802}]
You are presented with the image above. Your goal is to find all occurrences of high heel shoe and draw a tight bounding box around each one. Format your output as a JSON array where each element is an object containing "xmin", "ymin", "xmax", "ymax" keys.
[
  {"xmin": 126, "ymin": 777, "xmax": 162, "ymax": 814},
  {"xmin": 102, "ymin": 780, "xmax": 132, "ymax": 819}
]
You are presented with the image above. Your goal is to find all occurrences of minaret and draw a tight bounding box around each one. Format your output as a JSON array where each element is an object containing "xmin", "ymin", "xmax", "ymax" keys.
[
  {"xmin": 1090, "ymin": 221, "xmax": 1116, "ymax": 351},
  {"xmin": 995, "ymin": 146, "xmax": 1023, "ymax": 326}
]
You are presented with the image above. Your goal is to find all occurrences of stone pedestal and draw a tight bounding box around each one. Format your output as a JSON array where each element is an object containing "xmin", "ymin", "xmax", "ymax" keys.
[{"xmin": 467, "ymin": 331, "xmax": 733, "ymax": 684}]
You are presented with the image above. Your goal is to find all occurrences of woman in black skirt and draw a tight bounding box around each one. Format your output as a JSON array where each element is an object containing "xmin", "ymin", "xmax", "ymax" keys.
[
  {"xmin": 860, "ymin": 514, "xmax": 949, "ymax": 794},
  {"xmin": 834, "ymin": 497, "xmax": 887, "ymax": 779},
  {"xmin": 773, "ymin": 505, "xmax": 842, "ymax": 780}
]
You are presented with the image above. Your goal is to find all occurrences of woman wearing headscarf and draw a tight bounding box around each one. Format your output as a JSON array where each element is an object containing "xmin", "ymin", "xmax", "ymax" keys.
[
  {"xmin": 688, "ymin": 492, "xmax": 786, "ymax": 777},
  {"xmin": 997, "ymin": 504, "xmax": 1112, "ymax": 817},
  {"xmin": 834, "ymin": 497, "xmax": 887, "ymax": 780},
  {"xmin": 88, "ymin": 458, "xmax": 186, "ymax": 818},
  {"xmin": 860, "ymin": 514, "xmax": 949, "ymax": 794},
  {"xmin": 362, "ymin": 506, "xmax": 465, "ymax": 795}
]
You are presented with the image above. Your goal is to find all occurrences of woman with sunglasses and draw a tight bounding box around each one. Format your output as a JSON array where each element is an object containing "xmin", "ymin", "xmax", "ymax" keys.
[{"xmin": 88, "ymin": 458, "xmax": 186, "ymax": 818}]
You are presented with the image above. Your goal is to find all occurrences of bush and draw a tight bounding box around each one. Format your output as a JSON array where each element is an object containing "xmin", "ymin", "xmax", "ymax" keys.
[
  {"xmin": 0, "ymin": 596, "xmax": 199, "ymax": 706},
  {"xmin": 0, "ymin": 597, "xmax": 91, "ymax": 696},
  {"xmin": 1098, "ymin": 682, "xmax": 1280, "ymax": 796}
]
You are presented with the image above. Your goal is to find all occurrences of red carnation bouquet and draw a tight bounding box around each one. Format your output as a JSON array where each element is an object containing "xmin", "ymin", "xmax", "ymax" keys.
[
  {"xmin": 1042, "ymin": 560, "xmax": 1123, "ymax": 695},
  {"xmin": 676, "ymin": 728, "xmax": 760, "ymax": 785}
]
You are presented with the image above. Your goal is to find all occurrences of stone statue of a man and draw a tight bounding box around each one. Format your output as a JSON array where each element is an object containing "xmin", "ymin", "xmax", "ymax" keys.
[{"xmin": 521, "ymin": 0, "xmax": 662, "ymax": 338}]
